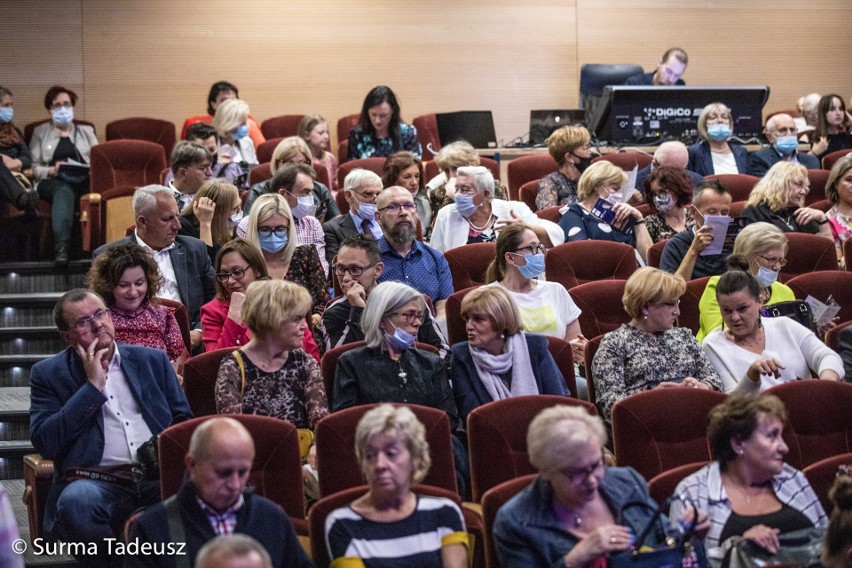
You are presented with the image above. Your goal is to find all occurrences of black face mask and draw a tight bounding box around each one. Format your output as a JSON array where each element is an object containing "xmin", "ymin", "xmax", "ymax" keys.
[{"xmin": 572, "ymin": 153, "xmax": 593, "ymax": 173}]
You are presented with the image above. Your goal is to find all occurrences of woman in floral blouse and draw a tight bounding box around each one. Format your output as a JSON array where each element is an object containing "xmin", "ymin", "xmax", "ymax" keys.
[
  {"xmin": 86, "ymin": 241, "xmax": 186, "ymax": 371},
  {"xmin": 215, "ymin": 279, "xmax": 329, "ymax": 429},
  {"xmin": 592, "ymin": 267, "xmax": 721, "ymax": 418},
  {"xmin": 348, "ymin": 86, "xmax": 421, "ymax": 160}
]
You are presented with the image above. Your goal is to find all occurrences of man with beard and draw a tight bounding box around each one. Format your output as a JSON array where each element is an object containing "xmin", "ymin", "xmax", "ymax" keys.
[{"xmin": 375, "ymin": 186, "xmax": 453, "ymax": 318}]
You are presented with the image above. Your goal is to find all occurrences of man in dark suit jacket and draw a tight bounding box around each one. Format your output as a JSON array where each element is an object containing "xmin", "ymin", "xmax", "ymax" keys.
[
  {"xmin": 322, "ymin": 169, "xmax": 384, "ymax": 263},
  {"xmin": 29, "ymin": 289, "xmax": 192, "ymax": 564},
  {"xmin": 93, "ymin": 185, "xmax": 215, "ymax": 349},
  {"xmin": 747, "ymin": 113, "xmax": 821, "ymax": 177}
]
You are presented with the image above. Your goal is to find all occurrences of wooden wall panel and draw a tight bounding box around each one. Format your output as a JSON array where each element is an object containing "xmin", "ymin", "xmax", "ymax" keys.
[{"xmin": 2, "ymin": 0, "xmax": 850, "ymax": 150}]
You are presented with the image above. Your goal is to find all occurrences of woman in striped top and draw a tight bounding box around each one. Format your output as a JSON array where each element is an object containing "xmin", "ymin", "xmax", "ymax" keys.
[{"xmin": 325, "ymin": 404, "xmax": 468, "ymax": 567}]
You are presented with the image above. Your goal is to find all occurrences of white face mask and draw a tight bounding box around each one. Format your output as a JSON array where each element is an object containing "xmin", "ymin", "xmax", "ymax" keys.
[
  {"xmin": 291, "ymin": 195, "xmax": 316, "ymax": 219},
  {"xmin": 229, "ymin": 210, "xmax": 244, "ymax": 227}
]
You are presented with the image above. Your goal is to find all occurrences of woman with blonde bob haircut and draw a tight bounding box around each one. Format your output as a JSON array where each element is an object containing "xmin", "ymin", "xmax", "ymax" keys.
[
  {"xmin": 494, "ymin": 405, "xmax": 685, "ymax": 568},
  {"xmin": 212, "ymin": 98, "xmax": 257, "ymax": 167},
  {"xmin": 743, "ymin": 161, "xmax": 832, "ymax": 238},
  {"xmin": 451, "ymin": 286, "xmax": 568, "ymax": 422},
  {"xmin": 687, "ymin": 102, "xmax": 749, "ymax": 176},
  {"xmin": 559, "ymin": 160, "xmax": 653, "ymax": 259},
  {"xmin": 593, "ymin": 267, "xmax": 721, "ymax": 418},
  {"xmin": 215, "ymin": 279, "xmax": 329, "ymax": 429},
  {"xmin": 243, "ymin": 135, "xmax": 338, "ymax": 222},
  {"xmin": 325, "ymin": 404, "xmax": 469, "ymax": 568},
  {"xmin": 244, "ymin": 193, "xmax": 329, "ymax": 319},
  {"xmin": 537, "ymin": 124, "xmax": 593, "ymax": 210},
  {"xmin": 697, "ymin": 222, "xmax": 796, "ymax": 342}
]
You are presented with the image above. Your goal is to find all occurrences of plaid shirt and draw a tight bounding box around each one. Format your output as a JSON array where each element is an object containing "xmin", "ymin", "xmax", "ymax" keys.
[
  {"xmin": 297, "ymin": 216, "xmax": 328, "ymax": 275},
  {"xmin": 197, "ymin": 494, "xmax": 245, "ymax": 536}
]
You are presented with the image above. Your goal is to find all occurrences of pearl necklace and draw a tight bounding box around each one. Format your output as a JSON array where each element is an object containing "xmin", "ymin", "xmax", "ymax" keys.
[{"xmin": 467, "ymin": 213, "xmax": 495, "ymax": 232}]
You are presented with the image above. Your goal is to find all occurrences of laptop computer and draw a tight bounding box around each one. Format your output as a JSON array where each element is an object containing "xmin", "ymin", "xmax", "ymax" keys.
[
  {"xmin": 529, "ymin": 109, "xmax": 587, "ymax": 146},
  {"xmin": 435, "ymin": 111, "xmax": 498, "ymax": 149}
]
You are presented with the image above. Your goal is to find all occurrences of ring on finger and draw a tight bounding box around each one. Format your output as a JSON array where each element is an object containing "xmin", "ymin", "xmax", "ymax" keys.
[{"xmin": 610, "ymin": 537, "xmax": 617, "ymax": 544}]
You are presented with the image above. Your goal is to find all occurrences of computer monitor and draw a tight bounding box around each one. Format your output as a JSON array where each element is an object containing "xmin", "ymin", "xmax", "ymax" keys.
[
  {"xmin": 529, "ymin": 109, "xmax": 587, "ymax": 146},
  {"xmin": 435, "ymin": 111, "xmax": 498, "ymax": 149},
  {"xmin": 589, "ymin": 86, "xmax": 770, "ymax": 145}
]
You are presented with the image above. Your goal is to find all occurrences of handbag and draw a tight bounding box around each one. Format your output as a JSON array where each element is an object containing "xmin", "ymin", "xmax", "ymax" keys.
[
  {"xmin": 136, "ymin": 413, "xmax": 190, "ymax": 481},
  {"xmin": 607, "ymin": 495, "xmax": 708, "ymax": 568},
  {"xmin": 722, "ymin": 526, "xmax": 825, "ymax": 568},
  {"xmin": 760, "ymin": 301, "xmax": 816, "ymax": 334}
]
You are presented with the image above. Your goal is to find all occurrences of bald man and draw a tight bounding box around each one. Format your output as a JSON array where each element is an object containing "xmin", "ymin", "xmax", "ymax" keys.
[
  {"xmin": 195, "ymin": 535, "xmax": 272, "ymax": 568},
  {"xmin": 635, "ymin": 141, "xmax": 703, "ymax": 194},
  {"xmin": 127, "ymin": 417, "xmax": 311, "ymax": 568}
]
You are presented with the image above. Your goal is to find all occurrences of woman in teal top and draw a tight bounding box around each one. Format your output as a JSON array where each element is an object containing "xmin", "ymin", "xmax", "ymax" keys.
[{"xmin": 697, "ymin": 222, "xmax": 795, "ymax": 342}]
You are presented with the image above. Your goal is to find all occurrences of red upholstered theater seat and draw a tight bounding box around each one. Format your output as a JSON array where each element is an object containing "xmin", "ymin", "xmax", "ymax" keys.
[
  {"xmin": 506, "ymin": 154, "xmax": 558, "ymax": 200},
  {"xmin": 786, "ymin": 271, "xmax": 852, "ymax": 324},
  {"xmin": 260, "ymin": 115, "xmax": 305, "ymax": 140},
  {"xmin": 481, "ymin": 474, "xmax": 537, "ymax": 568},
  {"xmin": 570, "ymin": 280, "xmax": 631, "ymax": 339},
  {"xmin": 336, "ymin": 157, "xmax": 385, "ymax": 192},
  {"xmin": 443, "ymin": 242, "xmax": 496, "ymax": 291},
  {"xmin": 780, "ymin": 233, "xmax": 840, "ymax": 282},
  {"xmin": 105, "ymin": 117, "xmax": 177, "ymax": 158},
  {"xmin": 803, "ymin": 452, "xmax": 852, "ymax": 512},
  {"xmin": 704, "ymin": 173, "xmax": 759, "ymax": 202},
  {"xmin": 544, "ymin": 240, "xmax": 637, "ymax": 290},
  {"xmin": 592, "ymin": 150, "xmax": 653, "ymax": 171},
  {"xmin": 256, "ymin": 137, "xmax": 284, "ymax": 164}
]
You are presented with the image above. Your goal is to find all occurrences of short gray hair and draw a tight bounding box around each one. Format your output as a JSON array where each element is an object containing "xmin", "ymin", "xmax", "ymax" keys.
[
  {"xmin": 195, "ymin": 534, "xmax": 272, "ymax": 568},
  {"xmin": 527, "ymin": 405, "xmax": 607, "ymax": 474},
  {"xmin": 361, "ymin": 282, "xmax": 426, "ymax": 348},
  {"xmin": 457, "ymin": 166, "xmax": 494, "ymax": 196},
  {"xmin": 355, "ymin": 404, "xmax": 431, "ymax": 484},
  {"xmin": 344, "ymin": 168, "xmax": 382, "ymax": 193},
  {"xmin": 765, "ymin": 113, "xmax": 793, "ymax": 134},
  {"xmin": 133, "ymin": 185, "xmax": 174, "ymax": 217}
]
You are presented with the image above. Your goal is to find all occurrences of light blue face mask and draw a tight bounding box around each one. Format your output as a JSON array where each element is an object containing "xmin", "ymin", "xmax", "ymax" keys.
[
  {"xmin": 774, "ymin": 136, "xmax": 799, "ymax": 155},
  {"xmin": 384, "ymin": 320, "xmax": 416, "ymax": 351},
  {"xmin": 707, "ymin": 124, "xmax": 732, "ymax": 142},
  {"xmin": 455, "ymin": 193, "xmax": 479, "ymax": 217},
  {"xmin": 291, "ymin": 195, "xmax": 316, "ymax": 219},
  {"xmin": 513, "ymin": 253, "xmax": 545, "ymax": 280},
  {"xmin": 356, "ymin": 202, "xmax": 377, "ymax": 221},
  {"xmin": 0, "ymin": 107, "xmax": 13, "ymax": 123},
  {"xmin": 51, "ymin": 106, "xmax": 74, "ymax": 126},
  {"xmin": 259, "ymin": 232, "xmax": 288, "ymax": 253},
  {"xmin": 755, "ymin": 265, "xmax": 778, "ymax": 288},
  {"xmin": 233, "ymin": 124, "xmax": 249, "ymax": 141}
]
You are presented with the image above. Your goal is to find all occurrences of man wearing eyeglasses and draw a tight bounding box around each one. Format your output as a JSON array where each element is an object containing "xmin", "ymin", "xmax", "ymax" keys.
[
  {"xmin": 168, "ymin": 141, "xmax": 212, "ymax": 212},
  {"xmin": 29, "ymin": 288, "xmax": 192, "ymax": 564},
  {"xmin": 323, "ymin": 234, "xmax": 448, "ymax": 353},
  {"xmin": 747, "ymin": 114, "xmax": 820, "ymax": 178},
  {"xmin": 323, "ymin": 169, "xmax": 384, "ymax": 264},
  {"xmin": 376, "ymin": 186, "xmax": 454, "ymax": 319}
]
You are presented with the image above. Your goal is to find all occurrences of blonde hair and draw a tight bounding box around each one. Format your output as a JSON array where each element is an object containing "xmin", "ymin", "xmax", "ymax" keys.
[
  {"xmin": 434, "ymin": 141, "xmax": 479, "ymax": 174},
  {"xmin": 297, "ymin": 114, "xmax": 326, "ymax": 140},
  {"xmin": 527, "ymin": 405, "xmax": 607, "ymax": 473},
  {"xmin": 355, "ymin": 404, "xmax": 431, "ymax": 484},
  {"xmin": 825, "ymin": 153, "xmax": 852, "ymax": 205},
  {"xmin": 244, "ymin": 193, "xmax": 297, "ymax": 267},
  {"xmin": 182, "ymin": 180, "xmax": 239, "ymax": 246},
  {"xmin": 577, "ymin": 161, "xmax": 627, "ymax": 200},
  {"xmin": 241, "ymin": 280, "xmax": 311, "ymax": 340},
  {"xmin": 212, "ymin": 98, "xmax": 250, "ymax": 137},
  {"xmin": 621, "ymin": 267, "xmax": 686, "ymax": 320},
  {"xmin": 748, "ymin": 161, "xmax": 808, "ymax": 211},
  {"xmin": 732, "ymin": 222, "xmax": 788, "ymax": 264},
  {"xmin": 460, "ymin": 286, "xmax": 524, "ymax": 338},
  {"xmin": 697, "ymin": 102, "xmax": 733, "ymax": 141},
  {"xmin": 270, "ymin": 136, "xmax": 312, "ymax": 174},
  {"xmin": 546, "ymin": 125, "xmax": 591, "ymax": 166}
]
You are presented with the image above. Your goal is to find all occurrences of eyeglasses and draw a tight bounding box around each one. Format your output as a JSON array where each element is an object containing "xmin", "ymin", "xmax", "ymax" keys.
[
  {"xmin": 378, "ymin": 202, "xmax": 416, "ymax": 214},
  {"xmin": 215, "ymin": 266, "xmax": 249, "ymax": 282},
  {"xmin": 73, "ymin": 308, "xmax": 110, "ymax": 331},
  {"xmin": 392, "ymin": 310, "xmax": 425, "ymax": 323},
  {"xmin": 50, "ymin": 101, "xmax": 73, "ymax": 110},
  {"xmin": 257, "ymin": 226, "xmax": 289, "ymax": 238},
  {"xmin": 512, "ymin": 243, "xmax": 546, "ymax": 255},
  {"xmin": 759, "ymin": 255, "xmax": 787, "ymax": 267},
  {"xmin": 559, "ymin": 460, "xmax": 605, "ymax": 483},
  {"xmin": 349, "ymin": 189, "xmax": 381, "ymax": 203},
  {"xmin": 332, "ymin": 264, "xmax": 374, "ymax": 277}
]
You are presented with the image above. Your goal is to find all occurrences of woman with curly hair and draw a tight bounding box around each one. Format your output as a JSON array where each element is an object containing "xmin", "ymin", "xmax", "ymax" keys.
[{"xmin": 86, "ymin": 241, "xmax": 187, "ymax": 370}]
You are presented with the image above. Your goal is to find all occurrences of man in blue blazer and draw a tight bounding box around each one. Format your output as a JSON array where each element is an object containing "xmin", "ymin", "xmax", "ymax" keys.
[
  {"xmin": 29, "ymin": 289, "xmax": 192, "ymax": 562},
  {"xmin": 747, "ymin": 114, "xmax": 821, "ymax": 177},
  {"xmin": 93, "ymin": 185, "xmax": 215, "ymax": 349}
]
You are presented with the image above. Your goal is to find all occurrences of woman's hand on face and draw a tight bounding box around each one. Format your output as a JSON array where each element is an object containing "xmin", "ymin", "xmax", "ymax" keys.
[
  {"xmin": 227, "ymin": 291, "xmax": 246, "ymax": 324},
  {"xmin": 746, "ymin": 358, "xmax": 784, "ymax": 383},
  {"xmin": 194, "ymin": 197, "xmax": 216, "ymax": 225},
  {"xmin": 743, "ymin": 524, "xmax": 781, "ymax": 554},
  {"xmin": 794, "ymin": 207, "xmax": 826, "ymax": 226}
]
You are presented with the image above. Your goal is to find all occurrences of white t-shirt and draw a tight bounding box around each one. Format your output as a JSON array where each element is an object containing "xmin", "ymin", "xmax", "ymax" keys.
[{"xmin": 487, "ymin": 280, "xmax": 581, "ymax": 338}]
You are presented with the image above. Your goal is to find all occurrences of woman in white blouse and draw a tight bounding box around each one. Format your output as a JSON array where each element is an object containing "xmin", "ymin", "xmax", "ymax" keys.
[{"xmin": 702, "ymin": 270, "xmax": 844, "ymax": 392}]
